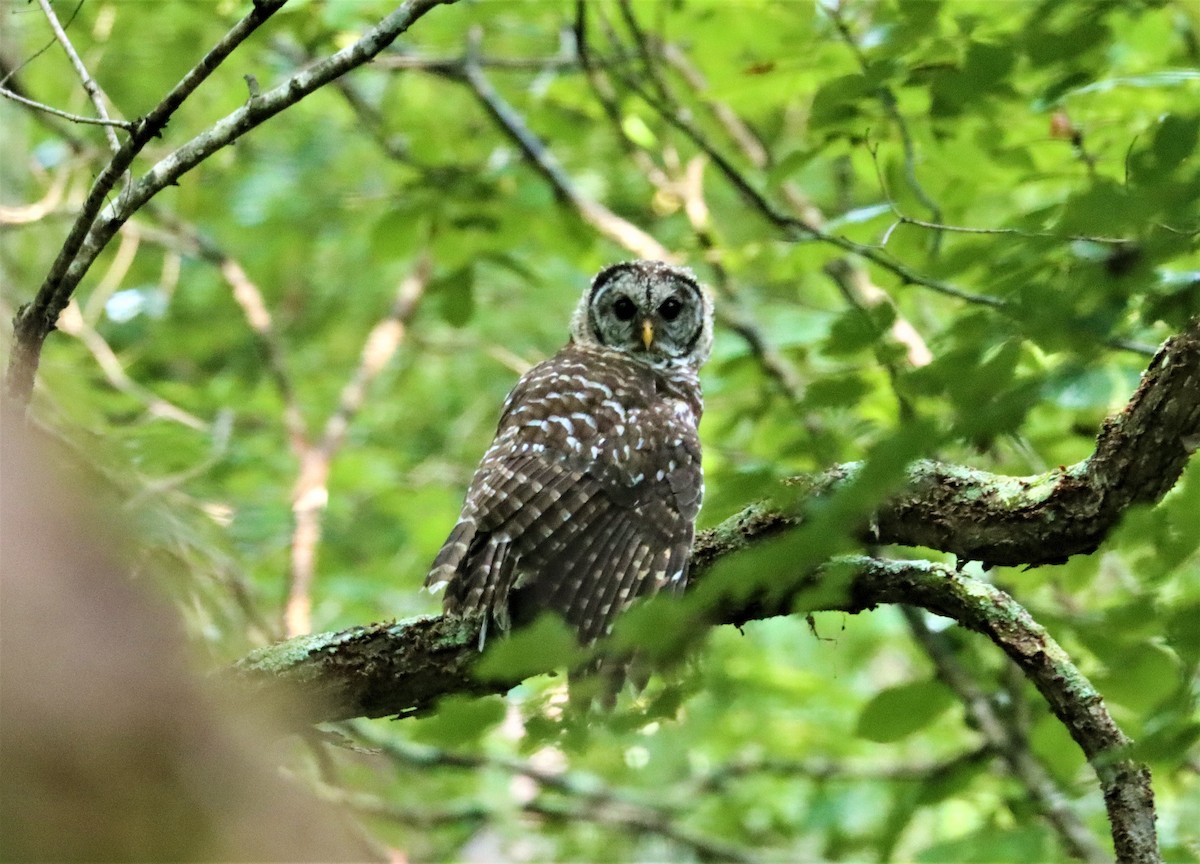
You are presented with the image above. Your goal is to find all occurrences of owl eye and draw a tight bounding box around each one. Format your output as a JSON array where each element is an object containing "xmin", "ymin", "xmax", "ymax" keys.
[
  {"xmin": 658, "ymin": 296, "xmax": 683, "ymax": 321},
  {"xmin": 612, "ymin": 296, "xmax": 637, "ymax": 321}
]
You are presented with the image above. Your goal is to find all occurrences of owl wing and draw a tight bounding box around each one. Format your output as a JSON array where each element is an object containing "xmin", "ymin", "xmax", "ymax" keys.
[{"xmin": 425, "ymin": 350, "xmax": 702, "ymax": 645}]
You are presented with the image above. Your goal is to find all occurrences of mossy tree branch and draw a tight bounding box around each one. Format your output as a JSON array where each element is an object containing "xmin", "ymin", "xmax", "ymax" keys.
[
  {"xmin": 237, "ymin": 557, "xmax": 1159, "ymax": 861},
  {"xmin": 693, "ymin": 312, "xmax": 1200, "ymax": 572},
  {"xmin": 236, "ymin": 313, "xmax": 1197, "ymax": 721},
  {"xmin": 235, "ymin": 316, "xmax": 1195, "ymax": 864}
]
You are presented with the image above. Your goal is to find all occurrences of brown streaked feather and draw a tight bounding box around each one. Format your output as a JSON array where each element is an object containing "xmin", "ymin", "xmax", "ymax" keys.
[{"xmin": 426, "ymin": 341, "xmax": 704, "ymax": 662}]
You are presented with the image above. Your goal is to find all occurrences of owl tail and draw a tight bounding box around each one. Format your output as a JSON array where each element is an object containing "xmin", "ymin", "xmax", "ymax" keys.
[
  {"xmin": 425, "ymin": 519, "xmax": 475, "ymax": 597},
  {"xmin": 566, "ymin": 650, "xmax": 655, "ymax": 710},
  {"xmin": 427, "ymin": 519, "xmax": 519, "ymax": 650}
]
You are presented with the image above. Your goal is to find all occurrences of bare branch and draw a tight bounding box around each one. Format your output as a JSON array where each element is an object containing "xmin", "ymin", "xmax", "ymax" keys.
[
  {"xmin": 658, "ymin": 43, "xmax": 769, "ymax": 170},
  {"xmin": 604, "ymin": 68, "xmax": 1004, "ymax": 307},
  {"xmin": 133, "ymin": 212, "xmax": 311, "ymax": 452},
  {"xmin": 826, "ymin": 4, "xmax": 943, "ymax": 250},
  {"xmin": 55, "ymin": 300, "xmax": 208, "ymax": 431},
  {"xmin": 319, "ymin": 256, "xmax": 432, "ymax": 460},
  {"xmin": 284, "ymin": 257, "xmax": 432, "ymax": 638},
  {"xmin": 5, "ymin": 0, "xmax": 292, "ymax": 404},
  {"xmin": 5, "ymin": 0, "xmax": 450, "ymax": 406},
  {"xmin": 35, "ymin": 0, "xmax": 123, "ymax": 153},
  {"xmin": 823, "ymin": 258, "xmax": 932, "ymax": 368},
  {"xmin": 687, "ymin": 747, "xmax": 994, "ymax": 795},
  {"xmin": 318, "ymin": 768, "xmax": 760, "ymax": 863},
  {"xmin": 823, "ymin": 257, "xmax": 929, "ymax": 420},
  {"xmin": 461, "ymin": 31, "xmax": 669, "ymax": 262},
  {"xmin": 342, "ymin": 720, "xmax": 767, "ymax": 860},
  {"xmin": 0, "ymin": 84, "xmax": 133, "ymax": 131},
  {"xmin": 679, "ymin": 160, "xmax": 806, "ymax": 401},
  {"xmin": 0, "ymin": 0, "xmax": 84, "ymax": 91},
  {"xmin": 0, "ymin": 163, "xmax": 70, "ymax": 225}
]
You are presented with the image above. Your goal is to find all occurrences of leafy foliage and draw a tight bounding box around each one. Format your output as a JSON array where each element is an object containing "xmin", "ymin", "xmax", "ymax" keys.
[{"xmin": 1, "ymin": 0, "xmax": 1197, "ymax": 861}]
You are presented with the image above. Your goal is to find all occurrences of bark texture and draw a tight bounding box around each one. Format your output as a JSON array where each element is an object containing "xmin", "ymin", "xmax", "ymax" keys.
[{"xmin": 235, "ymin": 316, "xmax": 1199, "ymax": 722}]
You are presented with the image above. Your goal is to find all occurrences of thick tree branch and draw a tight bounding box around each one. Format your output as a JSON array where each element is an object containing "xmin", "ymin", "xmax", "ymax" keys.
[
  {"xmin": 234, "ymin": 317, "xmax": 1196, "ymax": 862},
  {"xmin": 234, "ymin": 315, "xmax": 1198, "ymax": 716},
  {"xmin": 236, "ymin": 557, "xmax": 1158, "ymax": 861},
  {"xmin": 693, "ymin": 313, "xmax": 1200, "ymax": 571}
]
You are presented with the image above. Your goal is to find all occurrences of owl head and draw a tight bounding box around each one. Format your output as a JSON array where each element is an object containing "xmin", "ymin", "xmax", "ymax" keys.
[{"xmin": 569, "ymin": 260, "xmax": 714, "ymax": 368}]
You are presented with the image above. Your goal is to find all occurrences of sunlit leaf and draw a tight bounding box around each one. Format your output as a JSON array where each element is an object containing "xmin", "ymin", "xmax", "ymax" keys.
[{"xmin": 855, "ymin": 679, "xmax": 957, "ymax": 743}]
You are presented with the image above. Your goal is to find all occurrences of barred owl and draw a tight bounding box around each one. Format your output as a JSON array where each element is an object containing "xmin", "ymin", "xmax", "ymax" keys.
[{"xmin": 426, "ymin": 260, "xmax": 713, "ymax": 650}]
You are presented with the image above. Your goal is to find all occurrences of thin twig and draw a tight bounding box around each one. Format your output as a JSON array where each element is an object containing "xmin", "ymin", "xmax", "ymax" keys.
[
  {"xmin": 35, "ymin": 0, "xmax": 123, "ymax": 153},
  {"xmin": 321, "ymin": 779, "xmax": 760, "ymax": 863},
  {"xmin": 0, "ymin": 163, "xmax": 70, "ymax": 225},
  {"xmin": 888, "ymin": 213, "xmax": 1133, "ymax": 244},
  {"xmin": 319, "ymin": 257, "xmax": 431, "ymax": 460},
  {"xmin": 345, "ymin": 724, "xmax": 763, "ymax": 863},
  {"xmin": 823, "ymin": 258, "xmax": 928, "ymax": 422},
  {"xmin": 460, "ymin": 28, "xmax": 668, "ymax": 261},
  {"xmin": 688, "ymin": 746, "xmax": 994, "ymax": 796},
  {"xmin": 826, "ymin": 4, "xmax": 943, "ymax": 252},
  {"xmin": 572, "ymin": 5, "xmax": 674, "ymax": 190},
  {"xmin": 0, "ymin": 84, "xmax": 133, "ymax": 131},
  {"xmin": 615, "ymin": 0, "xmax": 671, "ymax": 105},
  {"xmin": 658, "ymin": 42, "xmax": 769, "ymax": 170},
  {"xmin": 678, "ymin": 159, "xmax": 806, "ymax": 402},
  {"xmin": 134, "ymin": 212, "xmax": 310, "ymax": 451},
  {"xmin": 0, "ymin": 0, "xmax": 83, "ymax": 90},
  {"xmin": 353, "ymin": 723, "xmax": 675, "ymax": 817},
  {"xmin": 284, "ymin": 256, "xmax": 432, "ymax": 638},
  {"xmin": 610, "ymin": 69, "xmax": 1006, "ymax": 307},
  {"xmin": 0, "ymin": 51, "xmax": 88, "ymax": 152},
  {"xmin": 55, "ymin": 300, "xmax": 208, "ymax": 431},
  {"xmin": 5, "ymin": 0, "xmax": 292, "ymax": 404}
]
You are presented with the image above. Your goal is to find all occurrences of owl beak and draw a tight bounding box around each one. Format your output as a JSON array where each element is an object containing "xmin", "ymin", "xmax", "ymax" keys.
[{"xmin": 641, "ymin": 318, "xmax": 655, "ymax": 350}]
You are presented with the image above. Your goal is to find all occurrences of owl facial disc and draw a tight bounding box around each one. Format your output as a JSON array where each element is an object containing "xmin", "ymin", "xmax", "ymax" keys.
[{"xmin": 569, "ymin": 260, "xmax": 713, "ymax": 367}]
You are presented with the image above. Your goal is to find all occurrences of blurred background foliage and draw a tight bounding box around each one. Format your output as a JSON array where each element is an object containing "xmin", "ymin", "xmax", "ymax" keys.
[{"xmin": 1, "ymin": 0, "xmax": 1198, "ymax": 860}]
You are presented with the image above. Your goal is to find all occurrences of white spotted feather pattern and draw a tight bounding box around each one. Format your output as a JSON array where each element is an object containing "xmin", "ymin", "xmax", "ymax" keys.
[{"xmin": 426, "ymin": 261, "xmax": 712, "ymax": 648}]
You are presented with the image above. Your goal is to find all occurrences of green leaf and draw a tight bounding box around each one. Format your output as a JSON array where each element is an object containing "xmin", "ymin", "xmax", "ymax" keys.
[
  {"xmin": 824, "ymin": 306, "xmax": 890, "ymax": 356},
  {"xmin": 409, "ymin": 694, "xmax": 505, "ymax": 748},
  {"xmin": 1129, "ymin": 113, "xmax": 1200, "ymax": 183},
  {"xmin": 855, "ymin": 679, "xmax": 957, "ymax": 743},
  {"xmin": 897, "ymin": 0, "xmax": 941, "ymax": 29},
  {"xmin": 810, "ymin": 74, "xmax": 871, "ymax": 131},
  {"xmin": 474, "ymin": 614, "xmax": 583, "ymax": 682},
  {"xmin": 914, "ymin": 754, "xmax": 988, "ymax": 805},
  {"xmin": 804, "ymin": 374, "xmax": 872, "ymax": 409},
  {"xmin": 1094, "ymin": 641, "xmax": 1181, "ymax": 712},
  {"xmin": 428, "ymin": 264, "xmax": 476, "ymax": 327},
  {"xmin": 917, "ymin": 825, "xmax": 1053, "ymax": 863}
]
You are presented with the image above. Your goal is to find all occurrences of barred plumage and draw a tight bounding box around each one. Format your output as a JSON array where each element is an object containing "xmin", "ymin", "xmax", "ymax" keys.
[{"xmin": 426, "ymin": 261, "xmax": 713, "ymax": 650}]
